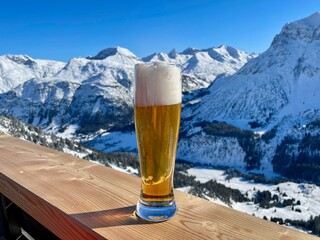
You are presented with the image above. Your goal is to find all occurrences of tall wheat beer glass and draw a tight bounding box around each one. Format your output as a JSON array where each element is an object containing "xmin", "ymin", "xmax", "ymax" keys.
[{"xmin": 134, "ymin": 62, "xmax": 181, "ymax": 222}]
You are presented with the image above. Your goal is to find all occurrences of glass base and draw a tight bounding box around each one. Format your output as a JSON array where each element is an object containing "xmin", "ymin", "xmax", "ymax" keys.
[{"xmin": 135, "ymin": 200, "xmax": 177, "ymax": 222}]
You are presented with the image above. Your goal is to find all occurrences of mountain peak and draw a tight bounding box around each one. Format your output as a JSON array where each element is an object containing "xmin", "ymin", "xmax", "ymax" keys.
[
  {"xmin": 181, "ymin": 47, "xmax": 199, "ymax": 55},
  {"xmin": 168, "ymin": 49, "xmax": 177, "ymax": 58},
  {"xmin": 218, "ymin": 44, "xmax": 236, "ymax": 51},
  {"xmin": 217, "ymin": 45, "xmax": 240, "ymax": 57},
  {"xmin": 271, "ymin": 12, "xmax": 320, "ymax": 46},
  {"xmin": 294, "ymin": 12, "xmax": 320, "ymax": 28},
  {"xmin": 141, "ymin": 53, "xmax": 157, "ymax": 62},
  {"xmin": 87, "ymin": 46, "xmax": 137, "ymax": 60},
  {"xmin": 4, "ymin": 54, "xmax": 34, "ymax": 64}
]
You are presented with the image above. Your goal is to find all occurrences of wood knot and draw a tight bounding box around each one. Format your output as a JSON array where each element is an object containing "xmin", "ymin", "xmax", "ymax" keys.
[{"xmin": 202, "ymin": 221, "xmax": 217, "ymax": 232}]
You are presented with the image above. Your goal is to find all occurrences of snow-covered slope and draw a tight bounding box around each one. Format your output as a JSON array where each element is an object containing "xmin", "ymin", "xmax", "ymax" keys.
[
  {"xmin": 0, "ymin": 47, "xmax": 141, "ymax": 133},
  {"xmin": 179, "ymin": 12, "xmax": 320, "ymax": 174},
  {"xmin": 143, "ymin": 45, "xmax": 256, "ymax": 92},
  {"xmin": 0, "ymin": 54, "xmax": 64, "ymax": 93},
  {"xmin": 185, "ymin": 167, "xmax": 320, "ymax": 224},
  {"xmin": 0, "ymin": 44, "xmax": 253, "ymax": 135},
  {"xmin": 178, "ymin": 134, "xmax": 246, "ymax": 167},
  {"xmin": 186, "ymin": 12, "xmax": 320, "ymax": 129}
]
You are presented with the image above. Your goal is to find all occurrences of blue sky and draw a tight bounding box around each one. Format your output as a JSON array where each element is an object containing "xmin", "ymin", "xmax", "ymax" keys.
[{"xmin": 0, "ymin": 0, "xmax": 319, "ymax": 61}]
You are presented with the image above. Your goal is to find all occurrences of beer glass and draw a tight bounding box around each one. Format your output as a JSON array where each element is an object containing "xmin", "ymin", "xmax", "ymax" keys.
[{"xmin": 134, "ymin": 62, "xmax": 181, "ymax": 222}]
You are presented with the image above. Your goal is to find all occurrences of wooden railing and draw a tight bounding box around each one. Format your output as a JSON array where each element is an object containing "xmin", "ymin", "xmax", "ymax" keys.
[{"xmin": 0, "ymin": 133, "xmax": 318, "ymax": 240}]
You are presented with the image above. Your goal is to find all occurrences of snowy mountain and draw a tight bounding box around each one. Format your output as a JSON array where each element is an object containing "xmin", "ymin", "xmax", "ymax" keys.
[
  {"xmin": 143, "ymin": 45, "xmax": 256, "ymax": 92},
  {"xmin": 185, "ymin": 12, "xmax": 320, "ymax": 128},
  {"xmin": 0, "ymin": 47, "xmax": 141, "ymax": 134},
  {"xmin": 179, "ymin": 12, "xmax": 320, "ymax": 180},
  {"xmin": 0, "ymin": 45, "xmax": 253, "ymax": 135},
  {"xmin": 0, "ymin": 54, "xmax": 64, "ymax": 93}
]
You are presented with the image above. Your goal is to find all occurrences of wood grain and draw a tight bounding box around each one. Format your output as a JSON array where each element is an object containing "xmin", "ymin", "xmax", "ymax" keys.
[{"xmin": 0, "ymin": 133, "xmax": 318, "ymax": 240}]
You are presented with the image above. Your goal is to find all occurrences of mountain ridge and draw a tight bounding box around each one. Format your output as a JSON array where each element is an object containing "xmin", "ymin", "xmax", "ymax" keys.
[
  {"xmin": 185, "ymin": 12, "xmax": 320, "ymax": 129},
  {"xmin": 0, "ymin": 54, "xmax": 65, "ymax": 93},
  {"xmin": 142, "ymin": 45, "xmax": 256, "ymax": 91},
  {"xmin": 0, "ymin": 44, "xmax": 253, "ymax": 134}
]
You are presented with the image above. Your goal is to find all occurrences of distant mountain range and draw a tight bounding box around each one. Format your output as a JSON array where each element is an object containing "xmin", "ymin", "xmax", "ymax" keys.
[
  {"xmin": 0, "ymin": 54, "xmax": 64, "ymax": 93},
  {"xmin": 143, "ymin": 45, "xmax": 255, "ymax": 91},
  {"xmin": 1, "ymin": 12, "xmax": 320, "ymax": 184},
  {"xmin": 0, "ymin": 43, "xmax": 253, "ymax": 134}
]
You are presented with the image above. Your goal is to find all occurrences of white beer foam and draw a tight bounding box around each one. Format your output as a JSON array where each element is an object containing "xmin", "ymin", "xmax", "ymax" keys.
[{"xmin": 135, "ymin": 62, "xmax": 181, "ymax": 106}]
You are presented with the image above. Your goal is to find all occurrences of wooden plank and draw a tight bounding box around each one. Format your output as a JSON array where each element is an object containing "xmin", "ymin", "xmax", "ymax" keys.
[{"xmin": 0, "ymin": 133, "xmax": 318, "ymax": 240}]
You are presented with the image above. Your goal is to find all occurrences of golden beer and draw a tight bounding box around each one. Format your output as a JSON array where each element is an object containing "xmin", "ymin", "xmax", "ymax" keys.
[
  {"xmin": 135, "ymin": 103, "xmax": 181, "ymax": 203},
  {"xmin": 134, "ymin": 62, "xmax": 181, "ymax": 222}
]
